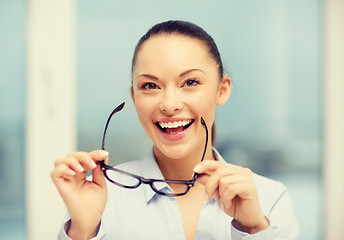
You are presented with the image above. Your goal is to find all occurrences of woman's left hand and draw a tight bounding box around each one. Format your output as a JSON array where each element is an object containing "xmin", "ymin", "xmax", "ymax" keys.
[{"xmin": 194, "ymin": 160, "xmax": 269, "ymax": 234}]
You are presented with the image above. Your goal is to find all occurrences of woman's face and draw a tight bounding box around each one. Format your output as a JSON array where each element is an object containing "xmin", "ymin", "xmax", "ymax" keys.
[{"xmin": 131, "ymin": 34, "xmax": 230, "ymax": 160}]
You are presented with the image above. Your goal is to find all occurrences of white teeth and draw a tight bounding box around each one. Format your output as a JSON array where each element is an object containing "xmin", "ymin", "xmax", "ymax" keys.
[{"xmin": 158, "ymin": 120, "xmax": 192, "ymax": 129}]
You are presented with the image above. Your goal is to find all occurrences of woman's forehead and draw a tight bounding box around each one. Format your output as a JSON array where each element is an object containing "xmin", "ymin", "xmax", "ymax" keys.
[
  {"xmin": 138, "ymin": 34, "xmax": 208, "ymax": 55},
  {"xmin": 133, "ymin": 35, "xmax": 216, "ymax": 74}
]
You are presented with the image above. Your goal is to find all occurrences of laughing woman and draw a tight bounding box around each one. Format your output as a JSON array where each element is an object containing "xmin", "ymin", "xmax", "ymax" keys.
[{"xmin": 51, "ymin": 20, "xmax": 299, "ymax": 240}]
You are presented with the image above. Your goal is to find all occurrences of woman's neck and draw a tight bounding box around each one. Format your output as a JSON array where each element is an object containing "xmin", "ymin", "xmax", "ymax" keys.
[{"xmin": 153, "ymin": 145, "xmax": 215, "ymax": 180}]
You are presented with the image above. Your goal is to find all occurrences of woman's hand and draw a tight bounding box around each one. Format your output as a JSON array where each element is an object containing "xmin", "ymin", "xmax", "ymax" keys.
[
  {"xmin": 194, "ymin": 160, "xmax": 269, "ymax": 234},
  {"xmin": 50, "ymin": 150, "xmax": 109, "ymax": 239}
]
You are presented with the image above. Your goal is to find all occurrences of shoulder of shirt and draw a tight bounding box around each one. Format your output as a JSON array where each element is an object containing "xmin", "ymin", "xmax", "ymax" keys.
[
  {"xmin": 252, "ymin": 172, "xmax": 287, "ymax": 194},
  {"xmin": 251, "ymin": 171, "xmax": 290, "ymax": 215}
]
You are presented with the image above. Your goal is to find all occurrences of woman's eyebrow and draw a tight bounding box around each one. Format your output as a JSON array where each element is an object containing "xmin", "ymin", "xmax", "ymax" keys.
[
  {"xmin": 179, "ymin": 69, "xmax": 204, "ymax": 77},
  {"xmin": 138, "ymin": 69, "xmax": 204, "ymax": 80},
  {"xmin": 138, "ymin": 74, "xmax": 159, "ymax": 80}
]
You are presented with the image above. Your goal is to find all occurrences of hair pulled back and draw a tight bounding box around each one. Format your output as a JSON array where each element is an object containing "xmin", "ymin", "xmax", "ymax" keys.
[{"xmin": 131, "ymin": 20, "xmax": 224, "ymax": 78}]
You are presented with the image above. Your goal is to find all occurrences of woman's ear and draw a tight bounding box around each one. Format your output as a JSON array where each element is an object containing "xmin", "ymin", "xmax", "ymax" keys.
[
  {"xmin": 131, "ymin": 86, "xmax": 135, "ymax": 104},
  {"xmin": 216, "ymin": 75, "xmax": 231, "ymax": 106}
]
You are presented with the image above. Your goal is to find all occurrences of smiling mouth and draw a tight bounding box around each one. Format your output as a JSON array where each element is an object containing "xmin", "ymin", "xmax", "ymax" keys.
[{"xmin": 155, "ymin": 119, "xmax": 195, "ymax": 135}]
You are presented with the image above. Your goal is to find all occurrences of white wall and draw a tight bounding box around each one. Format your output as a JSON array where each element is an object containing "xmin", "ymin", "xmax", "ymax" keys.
[
  {"xmin": 26, "ymin": 0, "xmax": 76, "ymax": 239},
  {"xmin": 324, "ymin": 0, "xmax": 344, "ymax": 239}
]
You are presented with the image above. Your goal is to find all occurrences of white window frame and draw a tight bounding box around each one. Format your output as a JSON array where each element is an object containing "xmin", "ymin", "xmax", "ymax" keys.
[
  {"xmin": 324, "ymin": 0, "xmax": 344, "ymax": 239},
  {"xmin": 26, "ymin": 0, "xmax": 76, "ymax": 239}
]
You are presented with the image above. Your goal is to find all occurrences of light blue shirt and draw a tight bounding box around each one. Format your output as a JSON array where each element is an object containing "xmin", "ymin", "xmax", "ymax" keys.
[{"xmin": 58, "ymin": 148, "xmax": 299, "ymax": 239}]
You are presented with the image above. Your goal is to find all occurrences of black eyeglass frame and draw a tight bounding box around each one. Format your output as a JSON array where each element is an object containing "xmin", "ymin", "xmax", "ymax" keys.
[{"xmin": 99, "ymin": 102, "xmax": 209, "ymax": 197}]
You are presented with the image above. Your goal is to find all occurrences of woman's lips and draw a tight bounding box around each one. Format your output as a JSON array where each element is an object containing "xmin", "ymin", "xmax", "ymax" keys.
[{"xmin": 155, "ymin": 119, "xmax": 195, "ymax": 140}]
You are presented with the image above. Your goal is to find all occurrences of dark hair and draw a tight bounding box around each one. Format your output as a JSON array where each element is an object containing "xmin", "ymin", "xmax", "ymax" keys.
[{"xmin": 131, "ymin": 20, "xmax": 224, "ymax": 78}]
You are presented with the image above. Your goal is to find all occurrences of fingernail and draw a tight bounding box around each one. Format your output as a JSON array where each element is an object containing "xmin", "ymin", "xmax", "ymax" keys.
[
  {"xmin": 68, "ymin": 169, "xmax": 76, "ymax": 176},
  {"xmin": 77, "ymin": 164, "xmax": 84, "ymax": 172},
  {"xmin": 90, "ymin": 161, "xmax": 97, "ymax": 168}
]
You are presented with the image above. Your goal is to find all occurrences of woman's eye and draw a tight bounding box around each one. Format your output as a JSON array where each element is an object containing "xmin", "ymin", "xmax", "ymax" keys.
[
  {"xmin": 183, "ymin": 79, "xmax": 200, "ymax": 87},
  {"xmin": 141, "ymin": 82, "xmax": 159, "ymax": 90}
]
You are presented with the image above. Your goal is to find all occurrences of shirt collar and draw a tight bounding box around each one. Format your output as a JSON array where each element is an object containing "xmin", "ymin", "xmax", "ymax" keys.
[
  {"xmin": 142, "ymin": 147, "xmax": 225, "ymax": 203},
  {"xmin": 142, "ymin": 149, "xmax": 169, "ymax": 203},
  {"xmin": 212, "ymin": 147, "xmax": 225, "ymax": 162}
]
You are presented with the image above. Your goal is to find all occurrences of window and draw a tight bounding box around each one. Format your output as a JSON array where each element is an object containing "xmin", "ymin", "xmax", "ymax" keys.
[{"xmin": 0, "ymin": 0, "xmax": 26, "ymax": 239}]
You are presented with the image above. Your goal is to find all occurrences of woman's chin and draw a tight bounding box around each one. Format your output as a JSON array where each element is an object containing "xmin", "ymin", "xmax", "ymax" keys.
[{"xmin": 153, "ymin": 144, "xmax": 191, "ymax": 161}]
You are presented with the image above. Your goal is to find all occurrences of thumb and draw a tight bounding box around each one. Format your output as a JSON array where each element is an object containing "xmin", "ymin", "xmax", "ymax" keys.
[{"xmin": 92, "ymin": 164, "xmax": 107, "ymax": 189}]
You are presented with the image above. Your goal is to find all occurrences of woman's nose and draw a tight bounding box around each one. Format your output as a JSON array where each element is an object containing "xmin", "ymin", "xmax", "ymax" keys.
[{"xmin": 159, "ymin": 90, "xmax": 183, "ymax": 115}]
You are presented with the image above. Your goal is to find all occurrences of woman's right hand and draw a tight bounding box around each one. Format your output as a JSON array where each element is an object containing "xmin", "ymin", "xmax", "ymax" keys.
[{"xmin": 50, "ymin": 150, "xmax": 109, "ymax": 240}]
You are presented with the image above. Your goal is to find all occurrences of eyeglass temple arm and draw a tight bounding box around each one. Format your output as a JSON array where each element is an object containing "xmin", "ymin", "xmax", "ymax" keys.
[
  {"xmin": 200, "ymin": 117, "xmax": 208, "ymax": 162},
  {"xmin": 100, "ymin": 102, "xmax": 125, "ymax": 166},
  {"xmin": 193, "ymin": 117, "xmax": 208, "ymax": 181},
  {"xmin": 101, "ymin": 102, "xmax": 125, "ymax": 151}
]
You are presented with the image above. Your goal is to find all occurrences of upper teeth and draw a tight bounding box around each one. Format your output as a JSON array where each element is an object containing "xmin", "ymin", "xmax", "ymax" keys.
[{"xmin": 159, "ymin": 120, "xmax": 192, "ymax": 129}]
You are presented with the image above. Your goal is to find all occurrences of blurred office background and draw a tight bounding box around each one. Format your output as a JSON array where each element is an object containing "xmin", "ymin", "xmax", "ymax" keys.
[{"xmin": 1, "ymin": 0, "xmax": 343, "ymax": 239}]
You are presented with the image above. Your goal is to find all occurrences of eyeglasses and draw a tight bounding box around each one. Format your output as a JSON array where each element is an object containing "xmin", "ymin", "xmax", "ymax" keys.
[{"xmin": 100, "ymin": 102, "xmax": 208, "ymax": 197}]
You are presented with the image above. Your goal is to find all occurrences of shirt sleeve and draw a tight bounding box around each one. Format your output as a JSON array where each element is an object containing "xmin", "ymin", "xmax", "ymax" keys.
[
  {"xmin": 230, "ymin": 188, "xmax": 299, "ymax": 240},
  {"xmin": 231, "ymin": 218, "xmax": 274, "ymax": 239},
  {"xmin": 57, "ymin": 220, "xmax": 73, "ymax": 240},
  {"xmin": 57, "ymin": 219, "xmax": 107, "ymax": 240}
]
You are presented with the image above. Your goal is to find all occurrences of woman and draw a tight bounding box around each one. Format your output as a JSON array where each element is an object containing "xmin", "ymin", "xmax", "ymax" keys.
[{"xmin": 51, "ymin": 20, "xmax": 298, "ymax": 240}]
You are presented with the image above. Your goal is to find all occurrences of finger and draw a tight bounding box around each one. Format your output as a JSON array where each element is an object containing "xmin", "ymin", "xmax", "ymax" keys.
[
  {"xmin": 193, "ymin": 160, "xmax": 219, "ymax": 174},
  {"xmin": 219, "ymin": 167, "xmax": 255, "ymax": 200},
  {"xmin": 196, "ymin": 173, "xmax": 221, "ymax": 202},
  {"xmin": 89, "ymin": 150, "xmax": 109, "ymax": 163},
  {"xmin": 194, "ymin": 160, "xmax": 236, "ymax": 175},
  {"xmin": 218, "ymin": 176, "xmax": 243, "ymax": 208},
  {"xmin": 55, "ymin": 156, "xmax": 86, "ymax": 173},
  {"xmin": 51, "ymin": 164, "xmax": 76, "ymax": 180},
  {"xmin": 219, "ymin": 182, "xmax": 245, "ymax": 215},
  {"xmin": 204, "ymin": 167, "xmax": 235, "ymax": 200},
  {"xmin": 219, "ymin": 174, "xmax": 247, "ymax": 191},
  {"xmin": 196, "ymin": 173, "xmax": 244, "ymax": 190},
  {"xmin": 67, "ymin": 152, "xmax": 98, "ymax": 170}
]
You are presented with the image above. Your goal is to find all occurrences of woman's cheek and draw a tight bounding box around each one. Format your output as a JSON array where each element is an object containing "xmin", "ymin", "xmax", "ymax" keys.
[{"xmin": 188, "ymin": 92, "xmax": 217, "ymax": 114}]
